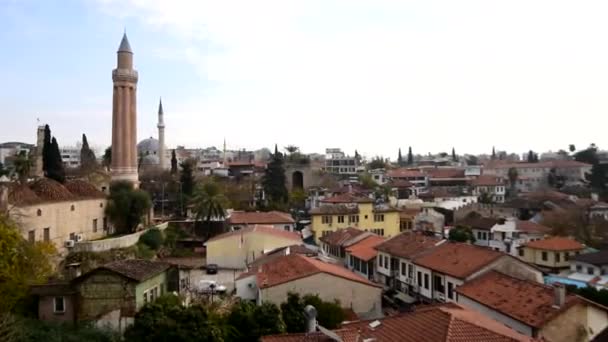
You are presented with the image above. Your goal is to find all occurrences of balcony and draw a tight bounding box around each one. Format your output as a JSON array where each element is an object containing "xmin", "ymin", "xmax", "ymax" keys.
[{"xmin": 435, "ymin": 292, "xmax": 446, "ymax": 302}]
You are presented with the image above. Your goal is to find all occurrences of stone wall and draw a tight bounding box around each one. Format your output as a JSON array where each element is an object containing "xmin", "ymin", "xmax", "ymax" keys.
[
  {"xmin": 454, "ymin": 202, "xmax": 518, "ymax": 221},
  {"xmin": 73, "ymin": 222, "xmax": 168, "ymax": 253}
]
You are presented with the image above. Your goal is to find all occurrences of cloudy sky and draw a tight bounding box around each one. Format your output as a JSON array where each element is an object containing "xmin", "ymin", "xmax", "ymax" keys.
[{"xmin": 1, "ymin": 0, "xmax": 607, "ymax": 158}]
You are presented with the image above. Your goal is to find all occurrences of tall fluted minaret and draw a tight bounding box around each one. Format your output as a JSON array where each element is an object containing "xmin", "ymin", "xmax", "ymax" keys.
[
  {"xmin": 157, "ymin": 98, "xmax": 166, "ymax": 170},
  {"xmin": 111, "ymin": 33, "xmax": 139, "ymax": 185}
]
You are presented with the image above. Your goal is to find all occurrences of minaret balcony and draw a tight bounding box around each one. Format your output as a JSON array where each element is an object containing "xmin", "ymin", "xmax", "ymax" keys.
[{"xmin": 112, "ymin": 69, "xmax": 139, "ymax": 83}]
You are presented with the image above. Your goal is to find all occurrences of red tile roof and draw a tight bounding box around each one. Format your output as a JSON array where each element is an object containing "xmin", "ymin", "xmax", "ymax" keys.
[
  {"xmin": 319, "ymin": 227, "xmax": 366, "ymax": 247},
  {"xmin": 375, "ymin": 231, "xmax": 443, "ymax": 259},
  {"xmin": 472, "ymin": 175, "xmax": 505, "ymax": 186},
  {"xmin": 261, "ymin": 329, "xmax": 359, "ymax": 342},
  {"xmin": 228, "ymin": 211, "xmax": 295, "ymax": 225},
  {"xmin": 427, "ymin": 168, "xmax": 466, "ymax": 179},
  {"xmin": 320, "ymin": 193, "xmax": 374, "ymax": 204},
  {"xmin": 515, "ymin": 220, "xmax": 551, "ymax": 234},
  {"xmin": 485, "ymin": 160, "xmax": 591, "ymax": 170},
  {"xmin": 345, "ymin": 235, "xmax": 385, "ymax": 261},
  {"xmin": 413, "ymin": 242, "xmax": 503, "ymax": 279},
  {"xmin": 309, "ymin": 204, "xmax": 360, "ymax": 215},
  {"xmin": 343, "ymin": 303, "xmax": 533, "ymax": 342},
  {"xmin": 207, "ymin": 225, "xmax": 302, "ymax": 243},
  {"xmin": 456, "ymin": 271, "xmax": 580, "ymax": 328},
  {"xmin": 387, "ymin": 168, "xmax": 426, "ymax": 178},
  {"xmin": 522, "ymin": 237, "xmax": 584, "ymax": 251},
  {"xmin": 255, "ymin": 254, "xmax": 380, "ymax": 289}
]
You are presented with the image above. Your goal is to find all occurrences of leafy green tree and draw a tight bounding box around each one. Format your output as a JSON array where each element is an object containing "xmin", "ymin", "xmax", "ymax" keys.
[
  {"xmin": 302, "ymin": 294, "xmax": 345, "ymax": 330},
  {"xmin": 284, "ymin": 145, "xmax": 299, "ymax": 154},
  {"xmin": 191, "ymin": 179, "xmax": 228, "ymax": 239},
  {"xmin": 565, "ymin": 285, "xmax": 608, "ymax": 307},
  {"xmin": 47, "ymin": 137, "xmax": 65, "ymax": 183},
  {"xmin": 448, "ymin": 226, "xmax": 476, "ymax": 243},
  {"xmin": 262, "ymin": 145, "xmax": 288, "ymax": 207},
  {"xmin": 281, "ymin": 292, "xmax": 306, "ymax": 333},
  {"xmin": 226, "ymin": 300, "xmax": 284, "ymax": 341},
  {"xmin": 102, "ymin": 147, "xmax": 111, "ymax": 171},
  {"xmin": 21, "ymin": 319, "xmax": 118, "ymax": 342},
  {"xmin": 105, "ymin": 181, "xmax": 152, "ymax": 234},
  {"xmin": 569, "ymin": 144, "xmax": 576, "ymax": 153},
  {"xmin": 574, "ymin": 145, "xmax": 608, "ymax": 199},
  {"xmin": 171, "ymin": 150, "xmax": 178, "ymax": 175},
  {"xmin": 138, "ymin": 228, "xmax": 163, "ymax": 250},
  {"xmin": 289, "ymin": 189, "xmax": 307, "ymax": 210},
  {"xmin": 466, "ymin": 155, "xmax": 479, "ymax": 166},
  {"xmin": 507, "ymin": 167, "xmax": 519, "ymax": 198},
  {"xmin": 79, "ymin": 134, "xmax": 97, "ymax": 174},
  {"xmin": 358, "ymin": 173, "xmax": 377, "ymax": 189},
  {"xmin": 124, "ymin": 299, "xmax": 224, "ymax": 342},
  {"xmin": 527, "ymin": 150, "xmax": 539, "ymax": 163},
  {"xmin": 13, "ymin": 151, "xmax": 32, "ymax": 183},
  {"xmin": 0, "ymin": 215, "xmax": 56, "ymax": 313},
  {"xmin": 407, "ymin": 146, "xmax": 413, "ymax": 165},
  {"xmin": 368, "ymin": 157, "xmax": 386, "ymax": 170},
  {"xmin": 478, "ymin": 192, "xmax": 494, "ymax": 204}
]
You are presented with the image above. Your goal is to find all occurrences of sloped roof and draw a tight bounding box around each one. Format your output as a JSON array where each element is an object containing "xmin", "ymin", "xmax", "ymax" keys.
[
  {"xmin": 472, "ymin": 175, "xmax": 505, "ymax": 186},
  {"xmin": 456, "ymin": 271, "xmax": 581, "ymax": 328},
  {"xmin": 30, "ymin": 178, "xmax": 75, "ymax": 201},
  {"xmin": 515, "ymin": 220, "xmax": 551, "ymax": 234},
  {"xmin": 572, "ymin": 250, "xmax": 608, "ymax": 266},
  {"xmin": 64, "ymin": 180, "xmax": 105, "ymax": 198},
  {"xmin": 309, "ymin": 205, "xmax": 359, "ymax": 215},
  {"xmin": 207, "ymin": 225, "xmax": 302, "ymax": 243},
  {"xmin": 387, "ymin": 168, "xmax": 426, "ymax": 178},
  {"xmin": 342, "ymin": 303, "xmax": 533, "ymax": 342},
  {"xmin": 261, "ymin": 329, "xmax": 359, "ymax": 342},
  {"xmin": 456, "ymin": 216, "xmax": 499, "ymax": 231},
  {"xmin": 255, "ymin": 254, "xmax": 379, "ymax": 289},
  {"xmin": 375, "ymin": 231, "xmax": 443, "ymax": 259},
  {"xmin": 345, "ymin": 235, "xmax": 385, "ymax": 261},
  {"xmin": 96, "ymin": 259, "xmax": 170, "ymax": 282},
  {"xmin": 320, "ymin": 193, "xmax": 373, "ymax": 204},
  {"xmin": 427, "ymin": 168, "xmax": 466, "ymax": 179},
  {"xmin": 9, "ymin": 178, "xmax": 105, "ymax": 206},
  {"xmin": 228, "ymin": 211, "xmax": 295, "ymax": 224},
  {"xmin": 413, "ymin": 242, "xmax": 503, "ymax": 279},
  {"xmin": 522, "ymin": 237, "xmax": 584, "ymax": 251},
  {"xmin": 319, "ymin": 227, "xmax": 366, "ymax": 247}
]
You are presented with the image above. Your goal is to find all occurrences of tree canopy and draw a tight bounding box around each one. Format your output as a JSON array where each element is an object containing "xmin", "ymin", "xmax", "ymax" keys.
[
  {"xmin": 180, "ymin": 159, "xmax": 196, "ymax": 199},
  {"xmin": 191, "ymin": 179, "xmax": 228, "ymax": 239},
  {"xmin": 448, "ymin": 226, "xmax": 476, "ymax": 243},
  {"xmin": 262, "ymin": 146, "xmax": 288, "ymax": 207},
  {"xmin": 368, "ymin": 157, "xmax": 386, "ymax": 170},
  {"xmin": 43, "ymin": 126, "xmax": 65, "ymax": 183},
  {"xmin": 280, "ymin": 292, "xmax": 345, "ymax": 333},
  {"xmin": 407, "ymin": 147, "xmax": 413, "ymax": 165},
  {"xmin": 105, "ymin": 181, "xmax": 152, "ymax": 234},
  {"xmin": 171, "ymin": 150, "xmax": 178, "ymax": 175},
  {"xmin": 79, "ymin": 134, "xmax": 98, "ymax": 174}
]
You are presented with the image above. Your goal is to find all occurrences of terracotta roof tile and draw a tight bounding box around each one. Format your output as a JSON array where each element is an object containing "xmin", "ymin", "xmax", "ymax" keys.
[
  {"xmin": 207, "ymin": 225, "xmax": 302, "ymax": 243},
  {"xmin": 309, "ymin": 204, "xmax": 359, "ymax": 215},
  {"xmin": 343, "ymin": 303, "xmax": 533, "ymax": 341},
  {"xmin": 472, "ymin": 175, "xmax": 505, "ymax": 186},
  {"xmin": 413, "ymin": 242, "xmax": 503, "ymax": 279},
  {"xmin": 320, "ymin": 193, "xmax": 374, "ymax": 204},
  {"xmin": 256, "ymin": 254, "xmax": 379, "ymax": 289},
  {"xmin": 515, "ymin": 220, "xmax": 551, "ymax": 234},
  {"xmin": 375, "ymin": 231, "xmax": 443, "ymax": 259},
  {"xmin": 8, "ymin": 184, "xmax": 41, "ymax": 205},
  {"xmin": 455, "ymin": 271, "xmax": 580, "ymax": 328},
  {"xmin": 427, "ymin": 168, "xmax": 466, "ymax": 179},
  {"xmin": 262, "ymin": 329, "xmax": 359, "ymax": 342},
  {"xmin": 387, "ymin": 168, "xmax": 426, "ymax": 178},
  {"xmin": 30, "ymin": 178, "xmax": 75, "ymax": 201},
  {"xmin": 228, "ymin": 211, "xmax": 295, "ymax": 225},
  {"xmin": 572, "ymin": 250, "xmax": 608, "ymax": 266},
  {"xmin": 456, "ymin": 216, "xmax": 499, "ymax": 231},
  {"xmin": 522, "ymin": 237, "xmax": 584, "ymax": 251},
  {"xmin": 345, "ymin": 235, "xmax": 385, "ymax": 261},
  {"xmin": 95, "ymin": 259, "xmax": 170, "ymax": 282},
  {"xmin": 319, "ymin": 227, "xmax": 366, "ymax": 247},
  {"xmin": 64, "ymin": 180, "xmax": 106, "ymax": 198}
]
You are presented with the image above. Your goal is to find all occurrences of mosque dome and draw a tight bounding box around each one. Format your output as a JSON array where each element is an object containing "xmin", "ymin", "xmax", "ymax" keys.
[
  {"xmin": 137, "ymin": 137, "xmax": 159, "ymax": 154},
  {"xmin": 141, "ymin": 154, "xmax": 160, "ymax": 166}
]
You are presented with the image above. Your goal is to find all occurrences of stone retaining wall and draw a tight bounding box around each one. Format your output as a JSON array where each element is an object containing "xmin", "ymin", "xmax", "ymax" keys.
[{"xmin": 73, "ymin": 222, "xmax": 169, "ymax": 253}]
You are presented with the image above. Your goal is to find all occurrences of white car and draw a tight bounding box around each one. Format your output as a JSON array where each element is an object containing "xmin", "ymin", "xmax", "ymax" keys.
[{"xmin": 197, "ymin": 280, "xmax": 227, "ymax": 294}]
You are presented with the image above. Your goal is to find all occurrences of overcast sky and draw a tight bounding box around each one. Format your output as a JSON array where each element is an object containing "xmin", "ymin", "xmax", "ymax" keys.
[{"xmin": 1, "ymin": 0, "xmax": 607, "ymax": 158}]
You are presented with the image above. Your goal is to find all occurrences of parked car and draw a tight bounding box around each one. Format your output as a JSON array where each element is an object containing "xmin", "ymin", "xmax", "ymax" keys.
[
  {"xmin": 197, "ymin": 280, "xmax": 227, "ymax": 293},
  {"xmin": 206, "ymin": 264, "xmax": 218, "ymax": 274}
]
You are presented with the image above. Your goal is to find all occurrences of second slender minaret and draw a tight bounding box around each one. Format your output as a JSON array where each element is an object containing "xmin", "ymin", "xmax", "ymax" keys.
[
  {"xmin": 157, "ymin": 98, "xmax": 166, "ymax": 170},
  {"xmin": 111, "ymin": 33, "xmax": 139, "ymax": 185}
]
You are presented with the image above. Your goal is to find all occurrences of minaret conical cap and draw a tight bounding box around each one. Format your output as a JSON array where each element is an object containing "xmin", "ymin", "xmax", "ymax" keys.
[{"xmin": 118, "ymin": 32, "xmax": 133, "ymax": 53}]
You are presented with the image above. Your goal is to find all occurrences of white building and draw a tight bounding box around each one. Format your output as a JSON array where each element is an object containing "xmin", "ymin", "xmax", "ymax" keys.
[
  {"xmin": 323, "ymin": 148, "xmax": 363, "ymax": 176},
  {"xmin": 0, "ymin": 142, "xmax": 33, "ymax": 165},
  {"xmin": 488, "ymin": 219, "xmax": 551, "ymax": 255},
  {"xmin": 60, "ymin": 146, "xmax": 81, "ymax": 168},
  {"xmin": 471, "ymin": 175, "xmax": 506, "ymax": 203}
]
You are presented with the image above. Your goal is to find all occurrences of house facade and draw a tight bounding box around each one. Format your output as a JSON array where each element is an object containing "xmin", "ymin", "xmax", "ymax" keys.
[
  {"xmin": 227, "ymin": 210, "xmax": 295, "ymax": 232},
  {"xmin": 345, "ymin": 234, "xmax": 384, "ymax": 280},
  {"xmin": 518, "ymin": 237, "xmax": 585, "ymax": 272},
  {"xmin": 6, "ymin": 179, "xmax": 109, "ymax": 255},
  {"xmin": 471, "ymin": 175, "xmax": 506, "ymax": 203},
  {"xmin": 489, "ymin": 219, "xmax": 550, "ymax": 255},
  {"xmin": 310, "ymin": 194, "xmax": 400, "ymax": 242}
]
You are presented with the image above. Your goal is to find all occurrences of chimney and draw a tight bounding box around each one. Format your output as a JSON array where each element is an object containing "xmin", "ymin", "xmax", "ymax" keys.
[
  {"xmin": 304, "ymin": 305, "xmax": 317, "ymax": 333},
  {"xmin": 553, "ymin": 284, "xmax": 566, "ymax": 308}
]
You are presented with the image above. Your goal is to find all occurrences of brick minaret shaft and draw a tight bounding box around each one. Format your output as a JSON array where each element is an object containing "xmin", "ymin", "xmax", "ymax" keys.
[{"xmin": 111, "ymin": 33, "xmax": 139, "ymax": 185}]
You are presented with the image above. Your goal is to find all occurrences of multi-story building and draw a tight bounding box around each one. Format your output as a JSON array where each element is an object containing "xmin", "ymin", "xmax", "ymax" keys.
[
  {"xmin": 310, "ymin": 193, "xmax": 400, "ymax": 242},
  {"xmin": 518, "ymin": 237, "xmax": 585, "ymax": 273},
  {"xmin": 322, "ymin": 148, "xmax": 363, "ymax": 177},
  {"xmin": 413, "ymin": 206, "xmax": 445, "ymax": 237},
  {"xmin": 386, "ymin": 168, "xmax": 429, "ymax": 189},
  {"xmin": 344, "ymin": 234, "xmax": 385, "ymax": 281},
  {"xmin": 4, "ymin": 178, "xmax": 109, "ymax": 255},
  {"xmin": 227, "ymin": 211, "xmax": 295, "ymax": 232},
  {"xmin": 488, "ymin": 219, "xmax": 551, "ymax": 255},
  {"xmin": 60, "ymin": 146, "xmax": 81, "ymax": 168},
  {"xmin": 471, "ymin": 175, "xmax": 506, "ymax": 203},
  {"xmin": 0, "ymin": 142, "xmax": 34, "ymax": 167}
]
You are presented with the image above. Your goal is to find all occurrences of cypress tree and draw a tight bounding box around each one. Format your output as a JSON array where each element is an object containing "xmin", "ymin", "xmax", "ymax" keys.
[
  {"xmin": 42, "ymin": 125, "xmax": 52, "ymax": 175},
  {"xmin": 262, "ymin": 146, "xmax": 288, "ymax": 207},
  {"xmin": 47, "ymin": 137, "xmax": 65, "ymax": 183},
  {"xmin": 80, "ymin": 134, "xmax": 97, "ymax": 173},
  {"xmin": 397, "ymin": 148, "xmax": 403, "ymax": 166},
  {"xmin": 407, "ymin": 146, "xmax": 413, "ymax": 165},
  {"xmin": 452, "ymin": 147, "xmax": 457, "ymax": 162},
  {"xmin": 491, "ymin": 146, "xmax": 496, "ymax": 160},
  {"xmin": 170, "ymin": 150, "xmax": 178, "ymax": 175}
]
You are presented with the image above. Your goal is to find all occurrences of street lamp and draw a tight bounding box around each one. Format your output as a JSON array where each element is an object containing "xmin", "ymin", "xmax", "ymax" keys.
[{"xmin": 209, "ymin": 283, "xmax": 216, "ymax": 303}]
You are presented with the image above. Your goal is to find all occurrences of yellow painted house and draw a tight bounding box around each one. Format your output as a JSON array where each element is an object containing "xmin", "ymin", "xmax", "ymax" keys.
[
  {"xmin": 206, "ymin": 225, "xmax": 302, "ymax": 269},
  {"xmin": 310, "ymin": 193, "xmax": 400, "ymax": 242},
  {"xmin": 518, "ymin": 236, "xmax": 584, "ymax": 272}
]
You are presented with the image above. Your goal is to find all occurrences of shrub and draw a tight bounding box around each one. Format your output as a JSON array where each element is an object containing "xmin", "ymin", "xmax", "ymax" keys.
[{"xmin": 139, "ymin": 228, "xmax": 163, "ymax": 250}]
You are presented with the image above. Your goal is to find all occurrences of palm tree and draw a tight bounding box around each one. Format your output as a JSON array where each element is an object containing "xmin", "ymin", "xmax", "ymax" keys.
[
  {"xmin": 13, "ymin": 151, "xmax": 32, "ymax": 183},
  {"xmin": 191, "ymin": 180, "xmax": 228, "ymax": 239}
]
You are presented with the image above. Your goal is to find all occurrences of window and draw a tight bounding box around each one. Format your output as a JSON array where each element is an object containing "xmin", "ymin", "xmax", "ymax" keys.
[
  {"xmin": 53, "ymin": 297, "xmax": 65, "ymax": 313},
  {"xmin": 372, "ymin": 228, "xmax": 385, "ymax": 236},
  {"xmin": 424, "ymin": 274, "xmax": 429, "ymax": 290},
  {"xmin": 555, "ymin": 253, "xmax": 561, "ymax": 263},
  {"xmin": 349, "ymin": 215, "xmax": 359, "ymax": 223},
  {"xmin": 143, "ymin": 291, "xmax": 148, "ymax": 303},
  {"xmin": 43, "ymin": 228, "xmax": 50, "ymax": 242},
  {"xmin": 518, "ymin": 248, "xmax": 524, "ymax": 257},
  {"xmin": 354, "ymin": 258, "xmax": 361, "ymax": 271},
  {"xmin": 70, "ymin": 205, "xmax": 75, "ymax": 211},
  {"xmin": 565, "ymin": 253, "xmax": 570, "ymax": 261},
  {"xmin": 322, "ymin": 216, "xmax": 332, "ymax": 224},
  {"xmin": 374, "ymin": 214, "xmax": 384, "ymax": 222},
  {"xmin": 284, "ymin": 225, "xmax": 291, "ymax": 231},
  {"xmin": 447, "ymin": 282, "xmax": 454, "ymax": 300},
  {"xmin": 361, "ymin": 261, "xmax": 368, "ymax": 274},
  {"xmin": 37, "ymin": 209, "xmax": 42, "ymax": 216},
  {"xmin": 92, "ymin": 219, "xmax": 98, "ymax": 233},
  {"xmin": 28, "ymin": 230, "xmax": 35, "ymax": 243},
  {"xmin": 337, "ymin": 216, "xmax": 345, "ymax": 223},
  {"xmin": 588, "ymin": 267, "xmax": 594, "ymax": 275},
  {"xmin": 103, "ymin": 217, "xmax": 108, "ymax": 231},
  {"xmin": 364, "ymin": 215, "xmax": 368, "ymax": 219},
  {"xmin": 401, "ymin": 263, "xmax": 406, "ymax": 276},
  {"xmin": 576, "ymin": 265, "xmax": 582, "ymax": 272},
  {"xmin": 99, "ymin": 202, "xmax": 104, "ymax": 208},
  {"xmin": 477, "ymin": 231, "xmax": 481, "ymax": 240},
  {"xmin": 408, "ymin": 264, "xmax": 413, "ymax": 278},
  {"xmin": 69, "ymin": 232, "xmax": 75, "ymax": 241},
  {"xmin": 542, "ymin": 251, "xmax": 548, "ymax": 261},
  {"xmin": 417, "ymin": 271, "xmax": 422, "ymax": 286}
]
